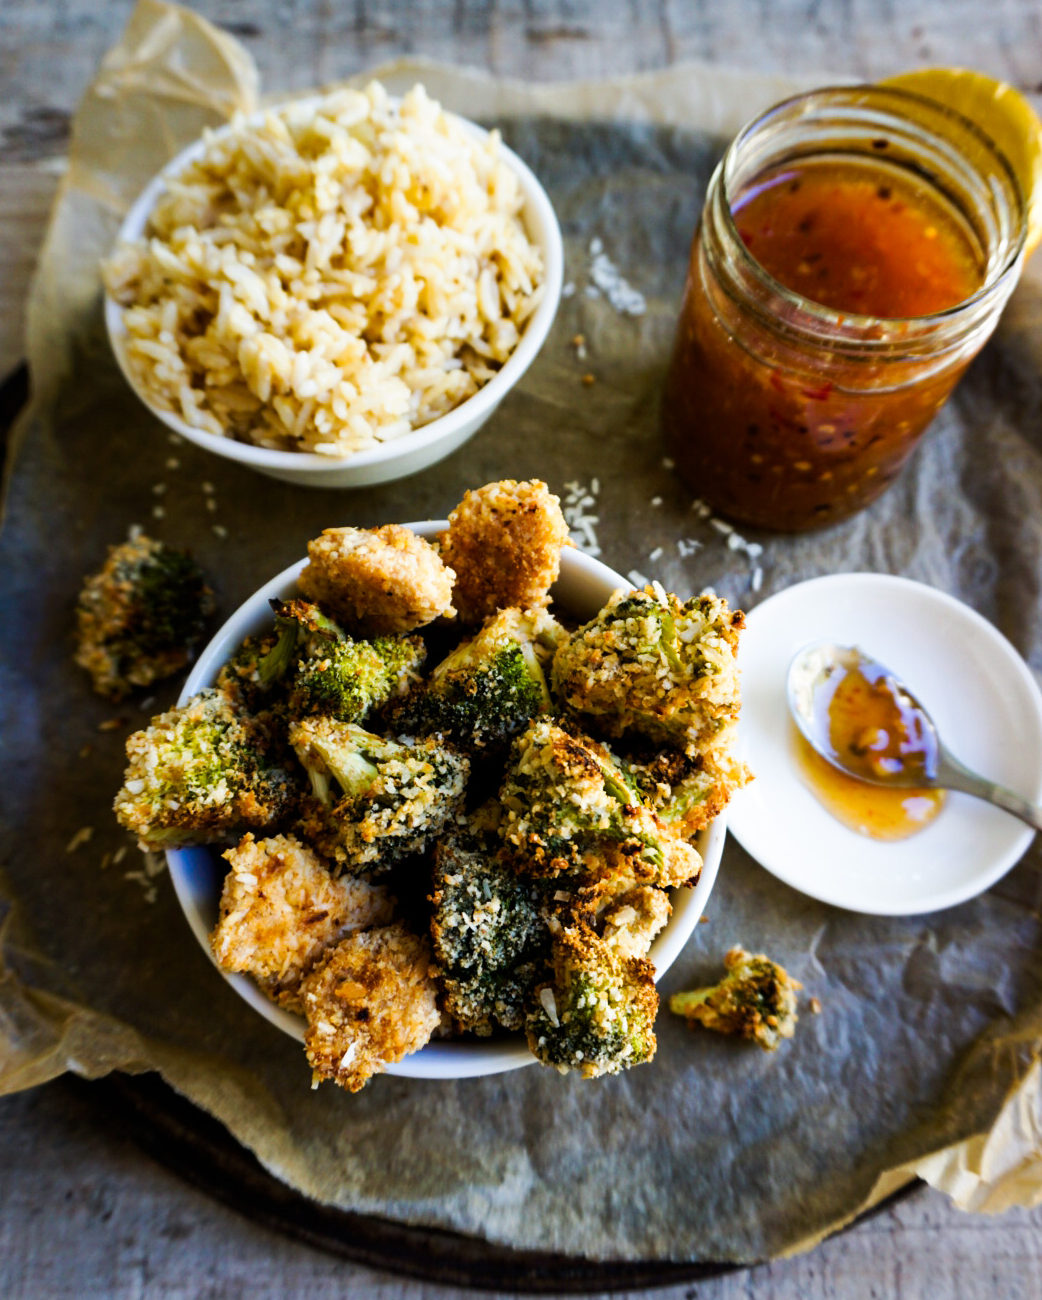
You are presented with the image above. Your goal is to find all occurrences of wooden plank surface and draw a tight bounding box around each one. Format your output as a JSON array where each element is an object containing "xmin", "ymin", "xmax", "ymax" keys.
[{"xmin": 3, "ymin": 2, "xmax": 1042, "ymax": 1297}]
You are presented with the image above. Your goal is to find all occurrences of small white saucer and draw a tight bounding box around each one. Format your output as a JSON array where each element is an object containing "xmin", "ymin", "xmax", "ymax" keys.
[{"xmin": 726, "ymin": 573, "xmax": 1042, "ymax": 915}]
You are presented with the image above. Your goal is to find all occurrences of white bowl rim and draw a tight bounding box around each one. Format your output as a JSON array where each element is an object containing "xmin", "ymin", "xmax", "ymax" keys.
[
  {"xmin": 167, "ymin": 523, "xmax": 727, "ymax": 1080},
  {"xmin": 103, "ymin": 93, "xmax": 564, "ymax": 473}
]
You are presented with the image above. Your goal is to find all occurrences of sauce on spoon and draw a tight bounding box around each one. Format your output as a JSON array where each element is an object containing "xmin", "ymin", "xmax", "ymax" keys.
[{"xmin": 792, "ymin": 659, "xmax": 946, "ymax": 840}]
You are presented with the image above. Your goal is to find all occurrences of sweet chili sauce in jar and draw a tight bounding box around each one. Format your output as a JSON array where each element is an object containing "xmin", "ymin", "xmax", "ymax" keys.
[{"xmin": 662, "ymin": 88, "xmax": 1026, "ymax": 532}]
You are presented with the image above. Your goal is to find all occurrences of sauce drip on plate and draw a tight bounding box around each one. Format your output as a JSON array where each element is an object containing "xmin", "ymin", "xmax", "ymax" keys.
[{"xmin": 793, "ymin": 659, "xmax": 945, "ymax": 840}]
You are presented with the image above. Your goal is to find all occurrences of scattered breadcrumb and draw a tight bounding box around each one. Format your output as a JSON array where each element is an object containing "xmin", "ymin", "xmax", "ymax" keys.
[
  {"xmin": 66, "ymin": 826, "xmax": 94, "ymax": 853},
  {"xmin": 124, "ymin": 850, "xmax": 166, "ymax": 904},
  {"xmin": 98, "ymin": 718, "xmax": 126, "ymax": 731},
  {"xmin": 809, "ymin": 996, "xmax": 822, "ymax": 1015},
  {"xmin": 581, "ymin": 372, "xmax": 595, "ymax": 386},
  {"xmin": 561, "ymin": 479, "xmax": 601, "ymax": 556},
  {"xmin": 212, "ymin": 524, "xmax": 228, "ymax": 539},
  {"xmin": 588, "ymin": 237, "xmax": 647, "ymax": 316},
  {"xmin": 571, "ymin": 333, "xmax": 587, "ymax": 360},
  {"xmin": 650, "ymin": 496, "xmax": 663, "ymax": 508},
  {"xmin": 152, "ymin": 505, "xmax": 165, "ymax": 520},
  {"xmin": 165, "ymin": 457, "xmax": 181, "ymax": 470}
]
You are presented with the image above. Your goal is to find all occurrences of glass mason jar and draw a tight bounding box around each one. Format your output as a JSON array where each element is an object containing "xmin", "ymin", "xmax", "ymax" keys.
[{"xmin": 662, "ymin": 87, "xmax": 1026, "ymax": 532}]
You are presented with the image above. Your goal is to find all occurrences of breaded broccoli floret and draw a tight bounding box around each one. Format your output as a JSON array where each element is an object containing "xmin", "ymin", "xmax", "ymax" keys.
[
  {"xmin": 114, "ymin": 689, "xmax": 296, "ymax": 850},
  {"xmin": 386, "ymin": 608, "xmax": 563, "ymax": 754},
  {"xmin": 498, "ymin": 718, "xmax": 701, "ymax": 888},
  {"xmin": 76, "ymin": 532, "xmax": 215, "ymax": 700},
  {"xmin": 301, "ymin": 921, "xmax": 441, "ymax": 1091},
  {"xmin": 298, "ymin": 524, "xmax": 456, "ymax": 634},
  {"xmin": 210, "ymin": 832, "xmax": 395, "ymax": 1011},
  {"xmin": 430, "ymin": 828, "xmax": 550, "ymax": 1034},
  {"xmin": 625, "ymin": 740, "xmax": 750, "ymax": 839},
  {"xmin": 552, "ymin": 587, "xmax": 745, "ymax": 754},
  {"xmin": 290, "ymin": 717, "xmax": 469, "ymax": 871},
  {"xmin": 525, "ymin": 926, "xmax": 658, "ymax": 1077},
  {"xmin": 438, "ymin": 479, "xmax": 570, "ymax": 624},
  {"xmin": 216, "ymin": 629, "xmax": 286, "ymax": 714},
  {"xmin": 669, "ymin": 947, "xmax": 801, "ymax": 1051},
  {"xmin": 276, "ymin": 598, "xmax": 427, "ymax": 722}
]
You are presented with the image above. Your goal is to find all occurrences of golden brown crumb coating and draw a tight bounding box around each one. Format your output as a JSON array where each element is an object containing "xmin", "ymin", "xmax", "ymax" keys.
[
  {"xmin": 298, "ymin": 524, "xmax": 456, "ymax": 634},
  {"xmin": 438, "ymin": 479, "xmax": 569, "ymax": 623},
  {"xmin": 210, "ymin": 833, "xmax": 395, "ymax": 1011},
  {"xmin": 300, "ymin": 922, "xmax": 441, "ymax": 1091}
]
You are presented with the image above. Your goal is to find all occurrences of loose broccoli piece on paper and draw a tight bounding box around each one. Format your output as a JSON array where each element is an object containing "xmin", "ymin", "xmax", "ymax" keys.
[{"xmin": 669, "ymin": 947, "xmax": 801, "ymax": 1051}]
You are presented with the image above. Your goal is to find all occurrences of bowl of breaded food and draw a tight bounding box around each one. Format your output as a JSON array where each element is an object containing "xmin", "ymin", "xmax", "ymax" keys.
[
  {"xmin": 102, "ymin": 84, "xmax": 562, "ymax": 488},
  {"xmin": 114, "ymin": 481, "xmax": 749, "ymax": 1088}
]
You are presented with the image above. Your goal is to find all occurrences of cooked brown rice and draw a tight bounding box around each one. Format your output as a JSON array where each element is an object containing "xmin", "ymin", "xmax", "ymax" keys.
[{"xmin": 103, "ymin": 83, "xmax": 544, "ymax": 457}]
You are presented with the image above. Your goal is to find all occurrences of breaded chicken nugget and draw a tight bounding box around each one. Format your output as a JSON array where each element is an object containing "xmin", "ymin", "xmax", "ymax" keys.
[
  {"xmin": 299, "ymin": 524, "xmax": 455, "ymax": 635},
  {"xmin": 301, "ymin": 922, "xmax": 441, "ymax": 1091},
  {"xmin": 438, "ymin": 480, "xmax": 569, "ymax": 623},
  {"xmin": 211, "ymin": 833, "xmax": 394, "ymax": 1010}
]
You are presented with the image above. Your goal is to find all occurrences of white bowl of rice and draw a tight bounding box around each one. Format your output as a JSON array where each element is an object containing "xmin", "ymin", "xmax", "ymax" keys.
[
  {"xmin": 167, "ymin": 524, "xmax": 726, "ymax": 1080},
  {"xmin": 103, "ymin": 85, "xmax": 563, "ymax": 488}
]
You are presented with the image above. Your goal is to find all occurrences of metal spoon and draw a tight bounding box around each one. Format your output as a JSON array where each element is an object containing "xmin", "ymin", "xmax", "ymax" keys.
[{"xmin": 787, "ymin": 641, "xmax": 1042, "ymax": 832}]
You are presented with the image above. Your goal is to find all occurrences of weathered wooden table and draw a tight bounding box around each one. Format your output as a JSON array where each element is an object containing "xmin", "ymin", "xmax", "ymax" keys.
[{"xmin": 4, "ymin": 2, "xmax": 1042, "ymax": 1295}]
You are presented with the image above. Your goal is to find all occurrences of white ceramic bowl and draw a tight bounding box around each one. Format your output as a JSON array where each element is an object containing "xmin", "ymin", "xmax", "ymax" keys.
[
  {"xmin": 104, "ymin": 99, "xmax": 564, "ymax": 489},
  {"xmin": 167, "ymin": 524, "xmax": 726, "ymax": 1079}
]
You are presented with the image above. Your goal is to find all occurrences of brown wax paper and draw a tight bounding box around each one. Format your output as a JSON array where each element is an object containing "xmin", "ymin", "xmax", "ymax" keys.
[{"xmin": 3, "ymin": 0, "xmax": 1042, "ymax": 1263}]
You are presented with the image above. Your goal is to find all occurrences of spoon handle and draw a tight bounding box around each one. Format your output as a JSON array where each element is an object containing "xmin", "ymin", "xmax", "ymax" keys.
[{"xmin": 936, "ymin": 751, "xmax": 1042, "ymax": 832}]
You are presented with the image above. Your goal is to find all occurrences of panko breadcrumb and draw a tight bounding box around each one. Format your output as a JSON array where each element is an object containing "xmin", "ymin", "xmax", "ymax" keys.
[
  {"xmin": 597, "ymin": 886, "xmax": 672, "ymax": 960},
  {"xmin": 211, "ymin": 832, "xmax": 394, "ymax": 1010},
  {"xmin": 298, "ymin": 524, "xmax": 456, "ymax": 634},
  {"xmin": 301, "ymin": 922, "xmax": 441, "ymax": 1091},
  {"xmin": 438, "ymin": 480, "xmax": 569, "ymax": 623}
]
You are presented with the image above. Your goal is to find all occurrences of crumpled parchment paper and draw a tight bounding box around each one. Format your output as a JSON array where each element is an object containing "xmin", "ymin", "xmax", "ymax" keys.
[{"xmin": 2, "ymin": 0, "xmax": 1042, "ymax": 1264}]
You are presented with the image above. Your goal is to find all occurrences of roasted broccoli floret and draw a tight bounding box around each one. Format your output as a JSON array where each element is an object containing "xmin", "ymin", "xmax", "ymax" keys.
[
  {"xmin": 216, "ymin": 629, "xmax": 289, "ymax": 713},
  {"xmin": 290, "ymin": 717, "xmax": 469, "ymax": 872},
  {"xmin": 498, "ymin": 718, "xmax": 701, "ymax": 887},
  {"xmin": 275, "ymin": 599, "xmax": 426, "ymax": 723},
  {"xmin": 114, "ymin": 689, "xmax": 297, "ymax": 850},
  {"xmin": 669, "ymin": 947, "xmax": 801, "ymax": 1051},
  {"xmin": 76, "ymin": 532, "xmax": 215, "ymax": 700},
  {"xmin": 219, "ymin": 600, "xmax": 425, "ymax": 724},
  {"xmin": 625, "ymin": 741, "xmax": 750, "ymax": 839},
  {"xmin": 551, "ymin": 587, "xmax": 745, "ymax": 754},
  {"xmin": 430, "ymin": 828, "xmax": 550, "ymax": 1034},
  {"xmin": 525, "ymin": 925, "xmax": 658, "ymax": 1077},
  {"xmin": 386, "ymin": 607, "xmax": 563, "ymax": 753}
]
